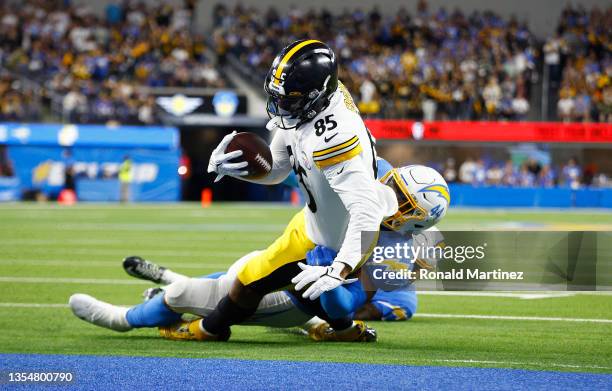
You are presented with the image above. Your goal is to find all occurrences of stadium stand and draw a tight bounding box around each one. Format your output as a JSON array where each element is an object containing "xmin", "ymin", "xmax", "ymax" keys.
[
  {"xmin": 549, "ymin": 5, "xmax": 611, "ymax": 123},
  {"xmin": 212, "ymin": 1, "xmax": 538, "ymax": 121},
  {"xmin": 0, "ymin": 0, "xmax": 228, "ymax": 124},
  {"xmin": 438, "ymin": 156, "xmax": 608, "ymax": 188},
  {"xmin": 0, "ymin": 1, "xmax": 609, "ymax": 123}
]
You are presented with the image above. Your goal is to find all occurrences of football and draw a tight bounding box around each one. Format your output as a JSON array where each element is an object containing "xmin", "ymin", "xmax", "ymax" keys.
[{"xmin": 226, "ymin": 132, "xmax": 273, "ymax": 180}]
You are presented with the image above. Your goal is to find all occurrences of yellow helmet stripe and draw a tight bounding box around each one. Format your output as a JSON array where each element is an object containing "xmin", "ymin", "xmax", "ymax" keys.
[{"xmin": 273, "ymin": 40, "xmax": 322, "ymax": 86}]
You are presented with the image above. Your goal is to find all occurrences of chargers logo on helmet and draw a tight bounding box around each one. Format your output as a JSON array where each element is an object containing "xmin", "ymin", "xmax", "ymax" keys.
[{"xmin": 381, "ymin": 164, "xmax": 450, "ymax": 233}]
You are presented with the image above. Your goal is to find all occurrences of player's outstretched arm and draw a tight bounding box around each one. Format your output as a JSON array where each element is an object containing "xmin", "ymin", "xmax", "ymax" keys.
[
  {"xmin": 241, "ymin": 130, "xmax": 292, "ymax": 185},
  {"xmin": 207, "ymin": 130, "xmax": 291, "ymax": 185}
]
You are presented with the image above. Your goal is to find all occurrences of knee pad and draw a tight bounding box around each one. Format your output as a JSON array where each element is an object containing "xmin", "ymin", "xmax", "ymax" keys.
[
  {"xmin": 164, "ymin": 277, "xmax": 225, "ymax": 316},
  {"xmin": 164, "ymin": 279, "xmax": 193, "ymax": 309}
]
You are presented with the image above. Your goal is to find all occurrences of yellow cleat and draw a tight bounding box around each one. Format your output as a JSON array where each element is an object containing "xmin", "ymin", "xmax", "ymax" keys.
[
  {"xmin": 308, "ymin": 320, "xmax": 377, "ymax": 342},
  {"xmin": 158, "ymin": 318, "xmax": 230, "ymax": 341}
]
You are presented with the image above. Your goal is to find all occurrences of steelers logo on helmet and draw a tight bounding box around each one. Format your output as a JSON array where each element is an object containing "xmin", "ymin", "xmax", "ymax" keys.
[
  {"xmin": 381, "ymin": 165, "xmax": 450, "ymax": 233},
  {"xmin": 264, "ymin": 39, "xmax": 338, "ymax": 129}
]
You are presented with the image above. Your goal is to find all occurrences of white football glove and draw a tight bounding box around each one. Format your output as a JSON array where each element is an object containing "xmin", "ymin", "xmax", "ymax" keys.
[
  {"xmin": 207, "ymin": 131, "xmax": 248, "ymax": 182},
  {"xmin": 291, "ymin": 262, "xmax": 358, "ymax": 300}
]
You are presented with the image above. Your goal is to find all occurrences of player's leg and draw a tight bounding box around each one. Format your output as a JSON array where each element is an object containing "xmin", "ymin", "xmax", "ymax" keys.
[
  {"xmin": 69, "ymin": 289, "xmax": 182, "ymax": 332},
  {"xmin": 173, "ymin": 210, "xmax": 315, "ymax": 340},
  {"xmin": 122, "ymin": 256, "xmax": 187, "ymax": 285},
  {"xmin": 287, "ymin": 289, "xmax": 377, "ymax": 342}
]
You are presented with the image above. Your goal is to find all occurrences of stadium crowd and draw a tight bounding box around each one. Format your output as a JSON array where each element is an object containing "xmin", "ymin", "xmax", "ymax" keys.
[
  {"xmin": 0, "ymin": 1, "xmax": 609, "ymax": 123},
  {"xmin": 213, "ymin": 1, "xmax": 538, "ymax": 121},
  {"xmin": 0, "ymin": 0, "xmax": 226, "ymax": 124},
  {"xmin": 440, "ymin": 156, "xmax": 607, "ymax": 188},
  {"xmin": 547, "ymin": 5, "xmax": 611, "ymax": 123},
  {"xmin": 0, "ymin": 73, "xmax": 42, "ymax": 121}
]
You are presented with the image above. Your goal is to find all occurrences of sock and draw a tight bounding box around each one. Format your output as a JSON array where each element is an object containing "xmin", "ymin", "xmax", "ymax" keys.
[
  {"xmin": 200, "ymin": 295, "xmax": 257, "ymax": 335},
  {"xmin": 328, "ymin": 317, "xmax": 353, "ymax": 331},
  {"xmin": 125, "ymin": 293, "xmax": 182, "ymax": 328},
  {"xmin": 160, "ymin": 269, "xmax": 188, "ymax": 285}
]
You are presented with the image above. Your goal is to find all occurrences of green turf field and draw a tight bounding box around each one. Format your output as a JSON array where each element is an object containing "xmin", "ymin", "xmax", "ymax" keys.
[{"xmin": 0, "ymin": 203, "xmax": 611, "ymax": 373}]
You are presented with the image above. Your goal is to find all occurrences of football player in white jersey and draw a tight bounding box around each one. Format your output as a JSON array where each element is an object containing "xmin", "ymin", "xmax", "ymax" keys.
[
  {"xmin": 67, "ymin": 163, "xmax": 449, "ymax": 341},
  {"xmin": 192, "ymin": 40, "xmax": 396, "ymax": 342}
]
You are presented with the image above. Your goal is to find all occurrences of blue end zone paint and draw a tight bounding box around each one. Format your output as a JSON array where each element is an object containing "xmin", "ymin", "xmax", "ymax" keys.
[{"xmin": 0, "ymin": 354, "xmax": 610, "ymax": 390}]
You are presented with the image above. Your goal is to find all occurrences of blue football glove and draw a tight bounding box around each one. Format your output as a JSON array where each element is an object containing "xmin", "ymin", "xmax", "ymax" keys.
[{"xmin": 306, "ymin": 245, "xmax": 338, "ymax": 267}]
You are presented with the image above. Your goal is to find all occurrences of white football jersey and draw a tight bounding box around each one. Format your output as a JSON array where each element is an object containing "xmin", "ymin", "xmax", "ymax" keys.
[{"xmin": 261, "ymin": 83, "xmax": 398, "ymax": 269}]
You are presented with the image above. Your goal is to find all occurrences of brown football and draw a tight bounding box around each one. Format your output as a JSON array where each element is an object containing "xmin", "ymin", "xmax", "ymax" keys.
[{"xmin": 225, "ymin": 132, "xmax": 273, "ymax": 180}]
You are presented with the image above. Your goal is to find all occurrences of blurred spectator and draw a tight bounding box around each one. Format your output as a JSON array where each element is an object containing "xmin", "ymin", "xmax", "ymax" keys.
[
  {"xmin": 442, "ymin": 158, "xmax": 457, "ymax": 183},
  {"xmin": 473, "ymin": 159, "xmax": 487, "ymax": 185},
  {"xmin": 483, "ymin": 77, "xmax": 502, "ymax": 120},
  {"xmin": 538, "ymin": 165, "xmax": 555, "ymax": 187},
  {"xmin": 502, "ymin": 160, "xmax": 517, "ymax": 186},
  {"xmin": 557, "ymin": 85, "xmax": 576, "ymax": 122},
  {"xmin": 517, "ymin": 163, "xmax": 536, "ymax": 187},
  {"xmin": 561, "ymin": 157, "xmax": 581, "ymax": 189},
  {"xmin": 485, "ymin": 164, "xmax": 503, "ymax": 185},
  {"xmin": 0, "ymin": 145, "xmax": 15, "ymax": 177},
  {"xmin": 459, "ymin": 157, "xmax": 476, "ymax": 183},
  {"xmin": 62, "ymin": 87, "xmax": 86, "ymax": 122},
  {"xmin": 0, "ymin": 73, "xmax": 41, "ymax": 121}
]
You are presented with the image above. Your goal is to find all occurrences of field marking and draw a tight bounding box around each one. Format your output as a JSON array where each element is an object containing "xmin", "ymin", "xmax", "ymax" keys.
[
  {"xmin": 0, "ymin": 237, "xmax": 270, "ymax": 245},
  {"xmin": 416, "ymin": 313, "xmax": 612, "ymax": 323},
  {"xmin": 0, "ymin": 301, "xmax": 610, "ymax": 325},
  {"xmin": 425, "ymin": 358, "xmax": 610, "ymax": 371},
  {"xmin": 0, "ymin": 248, "xmax": 247, "ymax": 258},
  {"xmin": 0, "ymin": 259, "xmax": 229, "ymax": 269},
  {"xmin": 419, "ymin": 291, "xmax": 579, "ymax": 300},
  {"xmin": 1, "ymin": 276, "xmax": 609, "ymax": 297},
  {"xmin": 0, "ymin": 277, "xmax": 149, "ymax": 285},
  {"xmin": 0, "ymin": 302, "xmax": 69, "ymax": 308}
]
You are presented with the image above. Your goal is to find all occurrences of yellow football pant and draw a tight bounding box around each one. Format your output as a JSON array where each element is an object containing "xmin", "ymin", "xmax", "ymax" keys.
[{"xmin": 237, "ymin": 209, "xmax": 315, "ymax": 291}]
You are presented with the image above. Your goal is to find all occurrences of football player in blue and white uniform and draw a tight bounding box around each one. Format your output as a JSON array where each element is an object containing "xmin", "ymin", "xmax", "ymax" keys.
[{"xmin": 69, "ymin": 161, "xmax": 449, "ymax": 340}]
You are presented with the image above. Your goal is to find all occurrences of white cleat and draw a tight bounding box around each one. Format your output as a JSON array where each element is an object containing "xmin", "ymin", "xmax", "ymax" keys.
[{"xmin": 69, "ymin": 293, "xmax": 132, "ymax": 332}]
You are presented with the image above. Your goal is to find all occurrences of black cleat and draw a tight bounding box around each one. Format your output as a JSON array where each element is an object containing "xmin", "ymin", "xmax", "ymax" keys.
[{"xmin": 123, "ymin": 256, "xmax": 166, "ymax": 284}]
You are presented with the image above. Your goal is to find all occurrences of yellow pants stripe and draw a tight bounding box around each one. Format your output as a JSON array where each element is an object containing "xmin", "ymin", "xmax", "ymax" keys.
[{"xmin": 237, "ymin": 209, "xmax": 315, "ymax": 286}]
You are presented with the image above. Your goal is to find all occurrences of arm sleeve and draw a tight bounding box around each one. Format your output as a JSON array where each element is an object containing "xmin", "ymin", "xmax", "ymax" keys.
[
  {"xmin": 241, "ymin": 131, "xmax": 292, "ymax": 185},
  {"xmin": 322, "ymin": 156, "xmax": 388, "ymax": 271}
]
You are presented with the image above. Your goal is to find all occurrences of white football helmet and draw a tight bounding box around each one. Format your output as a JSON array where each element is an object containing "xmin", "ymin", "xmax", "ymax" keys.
[{"xmin": 380, "ymin": 165, "xmax": 450, "ymax": 233}]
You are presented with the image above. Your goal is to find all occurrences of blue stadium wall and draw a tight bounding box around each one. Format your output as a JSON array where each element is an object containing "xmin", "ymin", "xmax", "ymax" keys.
[
  {"xmin": 449, "ymin": 184, "xmax": 612, "ymax": 208},
  {"xmin": 0, "ymin": 123, "xmax": 180, "ymax": 202}
]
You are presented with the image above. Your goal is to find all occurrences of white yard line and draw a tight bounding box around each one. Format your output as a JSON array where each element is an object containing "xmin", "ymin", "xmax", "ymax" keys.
[
  {"xmin": 0, "ymin": 248, "xmax": 245, "ymax": 258},
  {"xmin": 0, "ymin": 301, "xmax": 610, "ymax": 324},
  {"xmin": 416, "ymin": 313, "xmax": 612, "ymax": 323},
  {"xmin": 425, "ymin": 358, "xmax": 610, "ymax": 370},
  {"xmin": 0, "ymin": 259, "xmax": 230, "ymax": 269},
  {"xmin": 0, "ymin": 303, "xmax": 70, "ymax": 308},
  {"xmin": 1, "ymin": 276, "xmax": 609, "ymax": 297},
  {"xmin": 419, "ymin": 291, "xmax": 580, "ymax": 300},
  {"xmin": 0, "ymin": 277, "xmax": 149, "ymax": 285}
]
